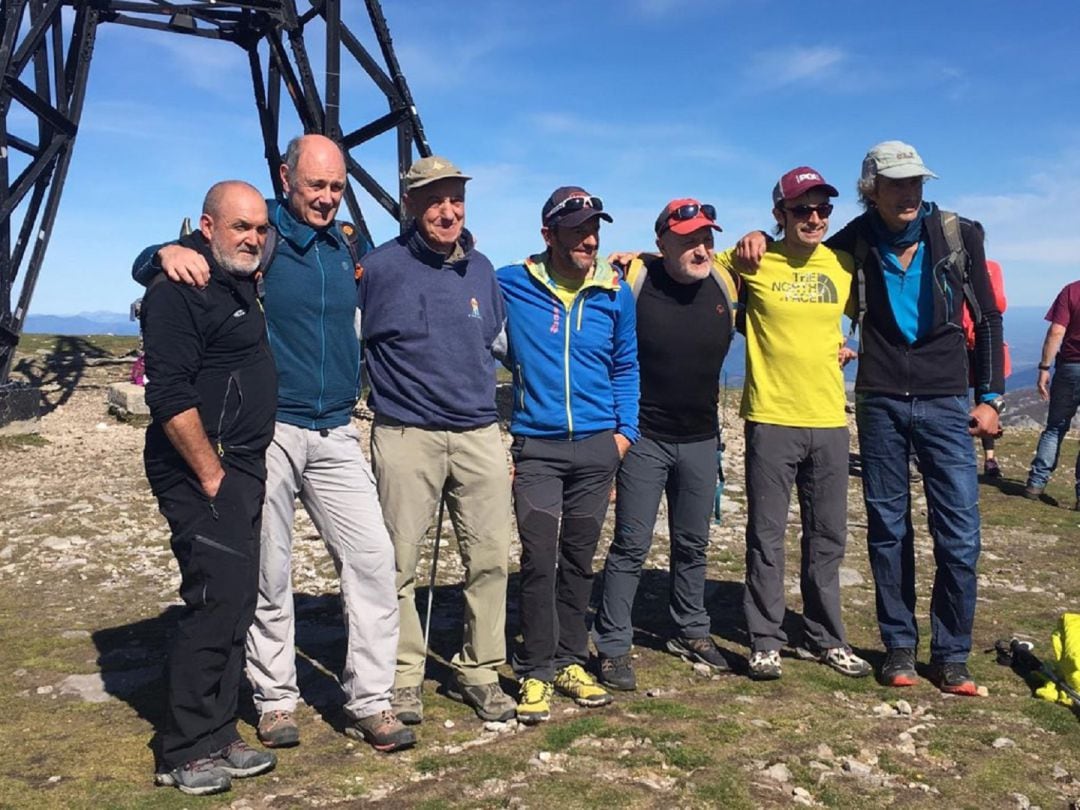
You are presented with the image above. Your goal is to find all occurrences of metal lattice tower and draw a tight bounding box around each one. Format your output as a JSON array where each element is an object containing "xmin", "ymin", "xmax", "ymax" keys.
[{"xmin": 0, "ymin": 0, "xmax": 431, "ymax": 384}]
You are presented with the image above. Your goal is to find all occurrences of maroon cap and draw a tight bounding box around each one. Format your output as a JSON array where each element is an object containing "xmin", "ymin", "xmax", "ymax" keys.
[
  {"xmin": 541, "ymin": 186, "xmax": 613, "ymax": 228},
  {"xmin": 772, "ymin": 166, "xmax": 839, "ymax": 204}
]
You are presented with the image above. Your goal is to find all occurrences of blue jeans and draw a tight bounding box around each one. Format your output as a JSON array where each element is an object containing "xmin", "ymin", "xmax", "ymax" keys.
[
  {"xmin": 1027, "ymin": 362, "xmax": 1080, "ymax": 494},
  {"xmin": 855, "ymin": 394, "xmax": 980, "ymax": 662}
]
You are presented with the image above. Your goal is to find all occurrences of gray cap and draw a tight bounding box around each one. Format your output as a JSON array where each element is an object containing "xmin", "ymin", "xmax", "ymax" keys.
[
  {"xmin": 861, "ymin": 140, "xmax": 938, "ymax": 182},
  {"xmin": 403, "ymin": 155, "xmax": 471, "ymax": 191}
]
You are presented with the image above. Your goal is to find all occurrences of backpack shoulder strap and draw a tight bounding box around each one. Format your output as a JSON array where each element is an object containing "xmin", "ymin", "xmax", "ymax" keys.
[
  {"xmin": 941, "ymin": 210, "xmax": 981, "ymax": 324},
  {"xmin": 625, "ymin": 257, "xmax": 648, "ymax": 299},
  {"xmin": 850, "ymin": 232, "xmax": 870, "ymax": 343},
  {"xmin": 336, "ymin": 220, "xmax": 369, "ymax": 276},
  {"xmin": 709, "ymin": 255, "xmax": 738, "ymax": 338},
  {"xmin": 253, "ymin": 225, "xmax": 278, "ymax": 301}
]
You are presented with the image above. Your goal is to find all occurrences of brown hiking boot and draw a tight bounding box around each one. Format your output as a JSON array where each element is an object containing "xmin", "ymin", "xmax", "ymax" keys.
[
  {"xmin": 257, "ymin": 709, "xmax": 299, "ymax": 748},
  {"xmin": 346, "ymin": 709, "xmax": 417, "ymax": 753}
]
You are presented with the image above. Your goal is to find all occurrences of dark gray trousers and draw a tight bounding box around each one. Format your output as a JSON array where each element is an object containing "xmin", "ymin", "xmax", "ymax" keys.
[
  {"xmin": 743, "ymin": 422, "xmax": 850, "ymax": 653},
  {"xmin": 593, "ymin": 436, "xmax": 718, "ymax": 657},
  {"xmin": 510, "ymin": 430, "xmax": 621, "ymax": 681}
]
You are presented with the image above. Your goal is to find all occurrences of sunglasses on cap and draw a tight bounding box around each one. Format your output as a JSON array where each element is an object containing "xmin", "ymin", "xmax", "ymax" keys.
[
  {"xmin": 784, "ymin": 203, "xmax": 833, "ymax": 219},
  {"xmin": 544, "ymin": 194, "xmax": 604, "ymax": 223},
  {"xmin": 657, "ymin": 203, "xmax": 717, "ymax": 235}
]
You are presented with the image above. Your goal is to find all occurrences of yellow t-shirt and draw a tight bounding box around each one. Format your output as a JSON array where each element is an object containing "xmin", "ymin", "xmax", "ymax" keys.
[
  {"xmin": 547, "ymin": 268, "xmax": 587, "ymax": 310},
  {"xmin": 715, "ymin": 242, "xmax": 853, "ymax": 428}
]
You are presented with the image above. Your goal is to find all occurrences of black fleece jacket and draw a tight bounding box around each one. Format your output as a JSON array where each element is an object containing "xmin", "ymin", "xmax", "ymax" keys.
[
  {"xmin": 141, "ymin": 232, "xmax": 278, "ymax": 493},
  {"xmin": 827, "ymin": 205, "xmax": 1004, "ymax": 399}
]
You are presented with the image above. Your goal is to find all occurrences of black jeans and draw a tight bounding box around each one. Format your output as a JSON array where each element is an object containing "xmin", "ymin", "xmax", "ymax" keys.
[
  {"xmin": 510, "ymin": 431, "xmax": 621, "ymax": 681},
  {"xmin": 153, "ymin": 466, "xmax": 264, "ymax": 769}
]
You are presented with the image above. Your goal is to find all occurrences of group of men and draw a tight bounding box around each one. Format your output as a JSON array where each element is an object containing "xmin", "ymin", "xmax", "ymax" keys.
[{"xmin": 137, "ymin": 135, "xmax": 1004, "ymax": 796}]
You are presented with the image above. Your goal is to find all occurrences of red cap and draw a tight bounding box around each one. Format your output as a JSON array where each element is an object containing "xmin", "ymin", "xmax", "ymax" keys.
[
  {"xmin": 654, "ymin": 198, "xmax": 721, "ymax": 236},
  {"xmin": 772, "ymin": 166, "xmax": 839, "ymax": 204}
]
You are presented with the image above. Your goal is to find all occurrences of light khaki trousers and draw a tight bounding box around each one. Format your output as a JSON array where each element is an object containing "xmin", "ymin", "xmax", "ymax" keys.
[{"xmin": 371, "ymin": 421, "xmax": 513, "ymax": 688}]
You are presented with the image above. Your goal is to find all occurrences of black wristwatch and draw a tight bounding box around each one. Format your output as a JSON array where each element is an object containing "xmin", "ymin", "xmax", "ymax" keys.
[
  {"xmin": 983, "ymin": 396, "xmax": 1006, "ymax": 415},
  {"xmin": 1038, "ymin": 364, "xmax": 1052, "ymax": 371}
]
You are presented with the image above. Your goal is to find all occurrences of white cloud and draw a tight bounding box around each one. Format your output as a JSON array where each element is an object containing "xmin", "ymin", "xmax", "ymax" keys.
[{"xmin": 745, "ymin": 46, "xmax": 847, "ymax": 89}]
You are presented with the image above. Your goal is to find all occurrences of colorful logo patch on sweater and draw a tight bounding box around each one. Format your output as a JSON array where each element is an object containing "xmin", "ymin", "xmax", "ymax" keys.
[
  {"xmin": 469, "ymin": 297, "xmax": 481, "ymax": 319},
  {"xmin": 771, "ymin": 272, "xmax": 839, "ymax": 304}
]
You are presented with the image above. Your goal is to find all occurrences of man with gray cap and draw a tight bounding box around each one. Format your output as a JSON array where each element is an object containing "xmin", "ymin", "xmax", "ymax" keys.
[
  {"xmin": 359, "ymin": 156, "xmax": 516, "ymax": 725},
  {"xmin": 737, "ymin": 142, "xmax": 1004, "ymax": 695},
  {"xmin": 496, "ymin": 187, "xmax": 639, "ymax": 724}
]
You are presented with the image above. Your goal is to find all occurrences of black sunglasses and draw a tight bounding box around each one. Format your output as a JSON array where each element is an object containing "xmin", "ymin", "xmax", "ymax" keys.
[
  {"xmin": 657, "ymin": 203, "xmax": 717, "ymax": 235},
  {"xmin": 545, "ymin": 195, "xmax": 603, "ymax": 223},
  {"xmin": 784, "ymin": 203, "xmax": 833, "ymax": 219}
]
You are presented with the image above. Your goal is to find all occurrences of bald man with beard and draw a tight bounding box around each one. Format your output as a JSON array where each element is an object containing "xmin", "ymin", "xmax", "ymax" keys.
[{"xmin": 143, "ymin": 181, "xmax": 278, "ymax": 795}]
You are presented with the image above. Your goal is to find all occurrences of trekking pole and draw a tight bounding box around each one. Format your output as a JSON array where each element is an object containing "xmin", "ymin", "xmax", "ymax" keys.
[
  {"xmin": 713, "ymin": 372, "xmax": 727, "ymax": 524},
  {"xmin": 422, "ymin": 495, "xmax": 445, "ymax": 660},
  {"xmin": 996, "ymin": 637, "xmax": 1080, "ymax": 706}
]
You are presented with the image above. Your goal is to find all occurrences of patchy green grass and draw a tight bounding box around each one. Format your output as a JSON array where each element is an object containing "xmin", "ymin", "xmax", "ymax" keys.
[{"xmin": 544, "ymin": 715, "xmax": 610, "ymax": 750}]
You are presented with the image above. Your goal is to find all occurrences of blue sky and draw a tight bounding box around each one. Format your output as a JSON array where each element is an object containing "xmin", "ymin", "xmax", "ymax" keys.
[{"xmin": 14, "ymin": 1, "xmax": 1080, "ymax": 315}]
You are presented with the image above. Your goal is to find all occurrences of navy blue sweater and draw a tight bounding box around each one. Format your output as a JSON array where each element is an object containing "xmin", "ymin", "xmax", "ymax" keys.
[{"xmin": 358, "ymin": 226, "xmax": 504, "ymax": 429}]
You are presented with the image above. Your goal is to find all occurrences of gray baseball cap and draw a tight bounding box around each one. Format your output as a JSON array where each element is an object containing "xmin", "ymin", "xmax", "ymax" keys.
[
  {"xmin": 403, "ymin": 155, "xmax": 471, "ymax": 191},
  {"xmin": 861, "ymin": 140, "xmax": 938, "ymax": 182}
]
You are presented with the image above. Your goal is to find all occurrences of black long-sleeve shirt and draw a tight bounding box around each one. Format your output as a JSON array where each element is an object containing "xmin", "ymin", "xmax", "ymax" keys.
[{"xmin": 141, "ymin": 232, "xmax": 278, "ymax": 493}]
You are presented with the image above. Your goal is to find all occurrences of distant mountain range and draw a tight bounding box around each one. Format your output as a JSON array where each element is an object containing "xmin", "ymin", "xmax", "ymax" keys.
[{"xmin": 25, "ymin": 310, "xmax": 139, "ymax": 336}]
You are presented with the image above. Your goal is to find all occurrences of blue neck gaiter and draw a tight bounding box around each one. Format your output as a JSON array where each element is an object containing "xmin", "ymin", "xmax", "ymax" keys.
[{"xmin": 870, "ymin": 201, "xmax": 933, "ymax": 251}]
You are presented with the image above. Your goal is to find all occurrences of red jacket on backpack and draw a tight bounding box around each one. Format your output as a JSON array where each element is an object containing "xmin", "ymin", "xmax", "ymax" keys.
[{"xmin": 964, "ymin": 258, "xmax": 1011, "ymax": 378}]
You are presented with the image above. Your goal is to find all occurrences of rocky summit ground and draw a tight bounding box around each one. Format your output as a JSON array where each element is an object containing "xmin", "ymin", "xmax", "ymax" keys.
[{"xmin": 2, "ymin": 335, "xmax": 1080, "ymax": 809}]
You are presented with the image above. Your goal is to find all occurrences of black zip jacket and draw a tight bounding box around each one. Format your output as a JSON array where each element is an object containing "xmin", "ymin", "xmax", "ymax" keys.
[
  {"xmin": 827, "ymin": 205, "xmax": 1004, "ymax": 399},
  {"xmin": 141, "ymin": 232, "xmax": 278, "ymax": 493}
]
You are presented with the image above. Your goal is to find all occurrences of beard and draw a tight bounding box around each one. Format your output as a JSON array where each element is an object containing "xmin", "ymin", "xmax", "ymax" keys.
[{"xmin": 211, "ymin": 241, "xmax": 261, "ymax": 277}]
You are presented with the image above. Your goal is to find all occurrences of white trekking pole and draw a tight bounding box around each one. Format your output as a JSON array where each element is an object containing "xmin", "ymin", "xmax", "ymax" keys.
[{"xmin": 422, "ymin": 496, "xmax": 445, "ymax": 660}]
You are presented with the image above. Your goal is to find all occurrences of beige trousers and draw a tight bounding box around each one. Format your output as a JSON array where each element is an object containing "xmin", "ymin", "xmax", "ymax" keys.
[{"xmin": 371, "ymin": 421, "xmax": 513, "ymax": 687}]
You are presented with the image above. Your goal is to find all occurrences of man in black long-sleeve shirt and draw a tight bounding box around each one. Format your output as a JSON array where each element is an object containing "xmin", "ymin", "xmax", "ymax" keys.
[
  {"xmin": 142, "ymin": 180, "xmax": 278, "ymax": 796},
  {"xmin": 593, "ymin": 199, "xmax": 738, "ymax": 690}
]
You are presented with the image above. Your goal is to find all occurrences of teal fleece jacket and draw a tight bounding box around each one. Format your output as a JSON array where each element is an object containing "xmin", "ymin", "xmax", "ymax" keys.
[{"xmin": 132, "ymin": 199, "xmax": 370, "ymax": 430}]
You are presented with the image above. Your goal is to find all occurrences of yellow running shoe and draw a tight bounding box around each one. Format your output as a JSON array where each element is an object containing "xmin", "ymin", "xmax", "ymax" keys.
[
  {"xmin": 516, "ymin": 677, "xmax": 553, "ymax": 725},
  {"xmin": 553, "ymin": 664, "xmax": 613, "ymax": 707}
]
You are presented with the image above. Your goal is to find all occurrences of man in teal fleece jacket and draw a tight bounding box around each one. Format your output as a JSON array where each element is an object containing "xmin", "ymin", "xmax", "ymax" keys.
[
  {"xmin": 496, "ymin": 186, "xmax": 639, "ymax": 725},
  {"xmin": 131, "ymin": 135, "xmax": 413, "ymax": 754}
]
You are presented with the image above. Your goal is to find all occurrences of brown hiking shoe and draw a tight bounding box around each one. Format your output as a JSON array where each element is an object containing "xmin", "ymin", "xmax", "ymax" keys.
[
  {"xmin": 257, "ymin": 709, "xmax": 299, "ymax": 748},
  {"xmin": 346, "ymin": 709, "xmax": 417, "ymax": 753}
]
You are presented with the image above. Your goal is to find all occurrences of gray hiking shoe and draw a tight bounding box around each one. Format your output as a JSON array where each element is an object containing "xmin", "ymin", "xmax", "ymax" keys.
[
  {"xmin": 666, "ymin": 635, "xmax": 732, "ymax": 673},
  {"xmin": 257, "ymin": 709, "xmax": 299, "ymax": 748},
  {"xmin": 154, "ymin": 757, "xmax": 232, "ymax": 796},
  {"xmin": 211, "ymin": 739, "xmax": 277, "ymax": 777},
  {"xmin": 448, "ymin": 680, "xmax": 517, "ymax": 722},
  {"xmin": 392, "ymin": 685, "xmax": 423, "ymax": 725},
  {"xmin": 346, "ymin": 709, "xmax": 417, "ymax": 753},
  {"xmin": 598, "ymin": 653, "xmax": 637, "ymax": 691}
]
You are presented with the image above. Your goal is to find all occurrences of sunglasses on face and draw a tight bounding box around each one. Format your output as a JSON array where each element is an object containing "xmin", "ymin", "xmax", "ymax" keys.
[
  {"xmin": 784, "ymin": 203, "xmax": 833, "ymax": 219},
  {"xmin": 545, "ymin": 194, "xmax": 603, "ymax": 223},
  {"xmin": 658, "ymin": 203, "xmax": 717, "ymax": 235}
]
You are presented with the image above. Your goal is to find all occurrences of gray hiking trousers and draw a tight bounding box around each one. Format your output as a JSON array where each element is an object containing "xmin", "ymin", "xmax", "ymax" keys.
[{"xmin": 743, "ymin": 421, "xmax": 850, "ymax": 653}]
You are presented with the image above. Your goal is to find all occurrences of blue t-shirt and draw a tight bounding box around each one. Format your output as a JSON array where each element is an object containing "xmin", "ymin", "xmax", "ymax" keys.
[{"xmin": 879, "ymin": 241, "xmax": 935, "ymax": 344}]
